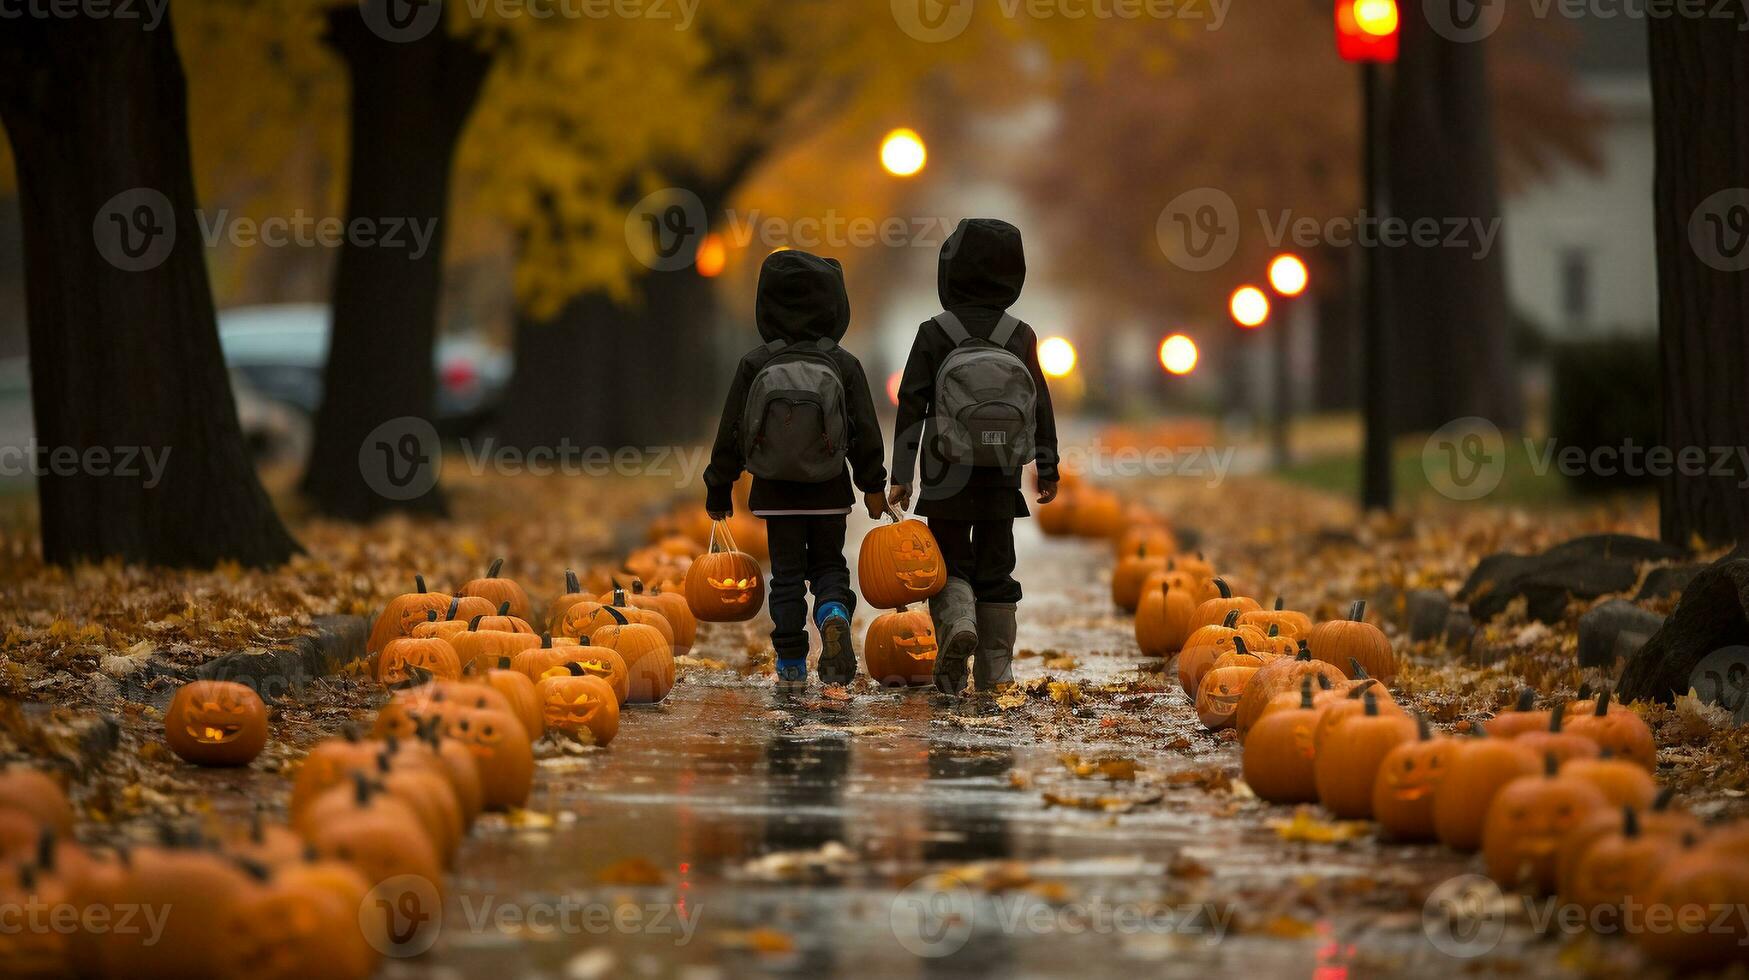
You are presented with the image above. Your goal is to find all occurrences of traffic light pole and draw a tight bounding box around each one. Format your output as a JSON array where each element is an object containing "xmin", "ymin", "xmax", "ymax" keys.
[{"xmin": 1359, "ymin": 60, "xmax": 1393, "ymax": 511}]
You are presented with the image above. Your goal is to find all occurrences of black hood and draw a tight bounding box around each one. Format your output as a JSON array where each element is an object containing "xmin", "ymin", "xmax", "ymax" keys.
[
  {"xmin": 938, "ymin": 218, "xmax": 1025, "ymax": 312},
  {"xmin": 756, "ymin": 249, "xmax": 850, "ymax": 345}
]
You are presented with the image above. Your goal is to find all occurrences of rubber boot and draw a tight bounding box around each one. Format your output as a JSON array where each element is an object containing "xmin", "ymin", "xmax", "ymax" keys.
[
  {"xmin": 972, "ymin": 602, "xmax": 1018, "ymax": 691},
  {"xmin": 815, "ymin": 601, "xmax": 856, "ymax": 686},
  {"xmin": 929, "ymin": 577, "xmax": 977, "ymax": 696}
]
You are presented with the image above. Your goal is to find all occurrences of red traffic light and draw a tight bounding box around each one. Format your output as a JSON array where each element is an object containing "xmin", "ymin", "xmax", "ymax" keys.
[{"xmin": 1335, "ymin": 0, "xmax": 1399, "ymax": 63}]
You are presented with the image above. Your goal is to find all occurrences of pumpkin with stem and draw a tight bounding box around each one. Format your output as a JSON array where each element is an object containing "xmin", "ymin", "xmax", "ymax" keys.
[
  {"xmin": 590, "ymin": 606, "xmax": 675, "ymax": 703},
  {"xmin": 636, "ymin": 580, "xmax": 697, "ymax": 654},
  {"xmin": 1564, "ymin": 687, "xmax": 1656, "ymax": 771},
  {"xmin": 462, "ymin": 558, "xmax": 533, "ymax": 621},
  {"xmin": 450, "ymin": 610, "xmax": 546, "ymax": 674},
  {"xmin": 600, "ymin": 583, "xmax": 677, "ymax": 645},
  {"xmin": 1372, "ymin": 712, "xmax": 1458, "ymax": 840},
  {"xmin": 441, "ymin": 708, "xmax": 534, "ymax": 809},
  {"xmin": 507, "ymin": 633, "xmax": 585, "ymax": 682},
  {"xmin": 1194, "ymin": 636, "xmax": 1266, "ymax": 730},
  {"xmin": 465, "ymin": 657, "xmax": 544, "ymax": 739},
  {"xmin": 1432, "ymin": 723, "xmax": 1542, "ymax": 851},
  {"xmin": 524, "ymin": 647, "xmax": 632, "ymax": 706},
  {"xmin": 164, "ymin": 680, "xmax": 269, "ymax": 767},
  {"xmin": 1558, "ymin": 751, "xmax": 1655, "ymax": 808},
  {"xmin": 1111, "ymin": 546, "xmax": 1168, "ymax": 612},
  {"xmin": 1175, "ymin": 611, "xmax": 1262, "ymax": 694},
  {"xmin": 1314, "ymin": 690, "xmax": 1417, "ymax": 818},
  {"xmin": 685, "ymin": 521, "xmax": 765, "ymax": 622},
  {"xmin": 1513, "ymin": 703, "xmax": 1601, "ymax": 764},
  {"xmin": 864, "ymin": 606, "xmax": 938, "ymax": 687},
  {"xmin": 375, "ymin": 634, "xmax": 461, "ymax": 685},
  {"xmin": 536, "ymin": 668, "xmax": 620, "ymax": 745},
  {"xmin": 1307, "ymin": 600, "xmax": 1395, "ymax": 681},
  {"xmin": 1484, "ymin": 688, "xmax": 1550, "ymax": 738},
  {"xmin": 1482, "ymin": 754, "xmax": 1609, "ymax": 890},
  {"xmin": 1634, "ymin": 843, "xmax": 1749, "ymax": 968},
  {"xmin": 1311, "ymin": 672, "xmax": 1402, "ymax": 752},
  {"xmin": 1566, "ymin": 806, "xmax": 1688, "ymax": 916},
  {"xmin": 1554, "ymin": 786, "xmax": 1695, "ymax": 898},
  {"xmin": 1135, "ymin": 581, "xmax": 1196, "ymax": 657},
  {"xmin": 859, "ymin": 512, "xmax": 948, "ymax": 609},
  {"xmin": 410, "ymin": 596, "xmax": 495, "ymax": 643},
  {"xmin": 367, "ymin": 574, "xmax": 454, "ymax": 653},
  {"xmin": 92, "ymin": 846, "xmax": 260, "ymax": 978},
  {"xmin": 547, "ymin": 570, "xmax": 597, "ymax": 634},
  {"xmin": 470, "ymin": 600, "xmax": 536, "ymax": 635},
  {"xmin": 1242, "ymin": 678, "xmax": 1321, "ymax": 803},
  {"xmin": 1114, "ymin": 523, "xmax": 1174, "ymax": 560},
  {"xmin": 1189, "ymin": 578, "xmax": 1261, "ymax": 631},
  {"xmin": 1067, "ymin": 490, "xmax": 1125, "ymax": 538},
  {"xmin": 1238, "ymin": 597, "xmax": 1314, "ymax": 640}
]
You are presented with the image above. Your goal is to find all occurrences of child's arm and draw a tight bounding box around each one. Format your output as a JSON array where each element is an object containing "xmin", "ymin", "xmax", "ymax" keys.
[
  {"xmin": 1021, "ymin": 326, "xmax": 1061, "ymax": 496},
  {"xmin": 888, "ymin": 331, "xmax": 932, "ymax": 510},
  {"xmin": 702, "ymin": 360, "xmax": 752, "ymax": 517},
  {"xmin": 842, "ymin": 357, "xmax": 889, "ymax": 517}
]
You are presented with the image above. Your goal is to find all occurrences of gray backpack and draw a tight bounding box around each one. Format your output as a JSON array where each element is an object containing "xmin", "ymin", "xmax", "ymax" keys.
[
  {"xmin": 931, "ymin": 311, "xmax": 1037, "ymax": 467},
  {"xmin": 741, "ymin": 337, "xmax": 850, "ymax": 483}
]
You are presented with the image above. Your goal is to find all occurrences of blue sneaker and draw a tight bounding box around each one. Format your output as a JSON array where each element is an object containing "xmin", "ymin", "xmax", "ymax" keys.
[
  {"xmin": 775, "ymin": 659, "xmax": 809, "ymax": 694},
  {"xmin": 815, "ymin": 602, "xmax": 856, "ymax": 686}
]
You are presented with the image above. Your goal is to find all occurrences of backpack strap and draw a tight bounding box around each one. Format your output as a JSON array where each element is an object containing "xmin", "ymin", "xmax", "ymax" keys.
[
  {"xmin": 932, "ymin": 312, "xmax": 972, "ymax": 346},
  {"xmin": 990, "ymin": 313, "xmax": 1021, "ymax": 347}
]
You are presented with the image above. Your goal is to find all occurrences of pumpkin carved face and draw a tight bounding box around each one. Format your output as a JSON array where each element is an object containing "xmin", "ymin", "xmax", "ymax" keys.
[
  {"xmin": 1482, "ymin": 757, "xmax": 1609, "ymax": 890},
  {"xmin": 376, "ymin": 636, "xmax": 461, "ymax": 686},
  {"xmin": 164, "ymin": 680, "xmax": 269, "ymax": 767},
  {"xmin": 1241, "ymin": 679, "xmax": 1320, "ymax": 804},
  {"xmin": 685, "ymin": 524, "xmax": 765, "ymax": 622},
  {"xmin": 1636, "ymin": 848, "xmax": 1749, "ymax": 968},
  {"xmin": 1313, "ymin": 690, "xmax": 1418, "ymax": 819},
  {"xmin": 1371, "ymin": 714, "xmax": 1457, "ymax": 841},
  {"xmin": 858, "ymin": 517, "xmax": 948, "ymax": 609},
  {"xmin": 864, "ymin": 606, "xmax": 938, "ymax": 686},
  {"xmin": 442, "ymin": 708, "xmax": 533, "ymax": 810},
  {"xmin": 1195, "ymin": 664, "xmax": 1257, "ymax": 730},
  {"xmin": 536, "ymin": 670, "xmax": 620, "ymax": 745}
]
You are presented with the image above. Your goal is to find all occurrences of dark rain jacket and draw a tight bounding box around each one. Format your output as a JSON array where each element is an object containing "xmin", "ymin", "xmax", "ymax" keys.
[
  {"xmin": 704, "ymin": 250, "xmax": 886, "ymax": 516},
  {"xmin": 890, "ymin": 218, "xmax": 1061, "ymax": 521}
]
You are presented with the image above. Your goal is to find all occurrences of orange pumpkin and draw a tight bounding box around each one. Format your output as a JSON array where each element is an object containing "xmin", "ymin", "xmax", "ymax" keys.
[
  {"xmin": 1195, "ymin": 655, "xmax": 1260, "ymax": 731},
  {"xmin": 536, "ymin": 669, "xmax": 620, "ymax": 745},
  {"xmin": 450, "ymin": 615, "xmax": 546, "ymax": 674},
  {"xmin": 409, "ymin": 595, "xmax": 496, "ymax": 643},
  {"xmin": 1135, "ymin": 581, "xmax": 1196, "ymax": 657},
  {"xmin": 864, "ymin": 606, "xmax": 938, "ymax": 687},
  {"xmin": 164, "ymin": 680, "xmax": 269, "ymax": 767},
  {"xmin": 468, "ymin": 657, "xmax": 545, "ymax": 739},
  {"xmin": 1635, "ymin": 845, "xmax": 1749, "ymax": 968},
  {"xmin": 1307, "ymin": 599, "xmax": 1395, "ymax": 681},
  {"xmin": 599, "ymin": 585, "xmax": 678, "ymax": 645},
  {"xmin": 1558, "ymin": 753, "xmax": 1656, "ymax": 809},
  {"xmin": 0, "ymin": 767, "xmax": 73, "ymax": 836},
  {"xmin": 1372, "ymin": 713, "xmax": 1458, "ymax": 841},
  {"xmin": 859, "ymin": 515, "xmax": 948, "ymax": 609},
  {"xmin": 1482, "ymin": 754, "xmax": 1609, "ymax": 891},
  {"xmin": 1313, "ymin": 690, "xmax": 1417, "ymax": 818},
  {"xmin": 1432, "ymin": 725, "xmax": 1542, "ymax": 851},
  {"xmin": 442, "ymin": 708, "xmax": 534, "ymax": 810},
  {"xmin": 1237, "ymin": 597, "xmax": 1314, "ymax": 640},
  {"xmin": 375, "ymin": 635, "xmax": 461, "ymax": 686},
  {"xmin": 546, "ymin": 569, "xmax": 597, "ymax": 634},
  {"xmin": 462, "ymin": 558, "xmax": 533, "ymax": 621},
  {"xmin": 1175, "ymin": 611, "xmax": 1259, "ymax": 694},
  {"xmin": 1564, "ymin": 687, "xmax": 1656, "ymax": 771},
  {"xmin": 590, "ymin": 607, "xmax": 675, "ymax": 703},
  {"xmin": 1188, "ymin": 578, "xmax": 1261, "ymax": 631},
  {"xmin": 1565, "ymin": 806, "xmax": 1687, "ymax": 916},
  {"xmin": 684, "ymin": 521, "xmax": 765, "ymax": 622},
  {"xmin": 636, "ymin": 580, "xmax": 697, "ymax": 655},
  {"xmin": 1114, "ymin": 524, "xmax": 1174, "ymax": 560},
  {"xmin": 1111, "ymin": 547, "xmax": 1168, "ymax": 612},
  {"xmin": 1484, "ymin": 687, "xmax": 1551, "ymax": 739},
  {"xmin": 1067, "ymin": 490, "xmax": 1124, "ymax": 538},
  {"xmin": 1554, "ymin": 788, "xmax": 1698, "ymax": 899},
  {"xmin": 1241, "ymin": 678, "xmax": 1321, "ymax": 803},
  {"xmin": 367, "ymin": 575, "xmax": 455, "ymax": 653},
  {"xmin": 1513, "ymin": 703, "xmax": 1601, "ymax": 765}
]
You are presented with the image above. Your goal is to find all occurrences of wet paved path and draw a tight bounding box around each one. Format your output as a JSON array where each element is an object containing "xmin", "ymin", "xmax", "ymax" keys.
[{"xmin": 408, "ymin": 522, "xmax": 1532, "ymax": 980}]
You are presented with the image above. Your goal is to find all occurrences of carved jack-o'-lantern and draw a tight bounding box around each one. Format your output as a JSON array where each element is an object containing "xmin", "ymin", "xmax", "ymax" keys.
[
  {"xmin": 858, "ymin": 515, "xmax": 948, "ymax": 609},
  {"xmin": 367, "ymin": 575, "xmax": 453, "ymax": 654},
  {"xmin": 1482, "ymin": 754, "xmax": 1609, "ymax": 890},
  {"xmin": 441, "ymin": 708, "xmax": 534, "ymax": 810},
  {"xmin": 589, "ymin": 607, "xmax": 675, "ymax": 704},
  {"xmin": 1371, "ymin": 713, "xmax": 1459, "ymax": 841},
  {"xmin": 164, "ymin": 680, "xmax": 269, "ymax": 767},
  {"xmin": 684, "ymin": 522, "xmax": 764, "ymax": 622},
  {"xmin": 536, "ymin": 669, "xmax": 620, "ymax": 745},
  {"xmin": 864, "ymin": 606, "xmax": 938, "ymax": 686},
  {"xmin": 531, "ymin": 647, "xmax": 631, "ymax": 705},
  {"xmin": 376, "ymin": 635, "xmax": 461, "ymax": 686}
]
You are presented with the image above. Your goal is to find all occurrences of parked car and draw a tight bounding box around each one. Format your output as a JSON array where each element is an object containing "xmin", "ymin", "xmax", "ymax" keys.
[{"xmin": 218, "ymin": 303, "xmax": 510, "ymax": 435}]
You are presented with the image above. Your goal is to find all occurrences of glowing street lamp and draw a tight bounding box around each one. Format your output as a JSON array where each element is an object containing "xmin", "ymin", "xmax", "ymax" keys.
[
  {"xmin": 1267, "ymin": 254, "xmax": 1309, "ymax": 297},
  {"xmin": 1038, "ymin": 336, "xmax": 1077, "ymax": 378},
  {"xmin": 1229, "ymin": 286, "xmax": 1270, "ymax": 328},
  {"xmin": 1159, "ymin": 334, "xmax": 1198, "ymax": 375},
  {"xmin": 880, "ymin": 128, "xmax": 927, "ymax": 177}
]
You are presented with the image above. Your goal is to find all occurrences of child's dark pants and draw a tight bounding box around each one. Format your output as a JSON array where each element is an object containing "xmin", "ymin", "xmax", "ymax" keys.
[
  {"xmin": 928, "ymin": 519, "xmax": 1022, "ymax": 603},
  {"xmin": 764, "ymin": 515, "xmax": 855, "ymax": 662}
]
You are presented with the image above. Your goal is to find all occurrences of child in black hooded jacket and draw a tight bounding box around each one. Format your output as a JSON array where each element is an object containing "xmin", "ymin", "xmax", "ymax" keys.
[
  {"xmin": 704, "ymin": 250, "xmax": 887, "ymax": 690},
  {"xmin": 887, "ymin": 219, "xmax": 1060, "ymax": 695}
]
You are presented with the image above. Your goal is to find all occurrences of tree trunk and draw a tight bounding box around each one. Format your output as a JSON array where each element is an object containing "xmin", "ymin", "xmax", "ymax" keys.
[
  {"xmin": 1648, "ymin": 9, "xmax": 1749, "ymax": 548},
  {"xmin": 1384, "ymin": 16, "xmax": 1523, "ymax": 435},
  {"xmin": 298, "ymin": 3, "xmax": 491, "ymax": 520},
  {"xmin": 0, "ymin": 13, "xmax": 299, "ymax": 567}
]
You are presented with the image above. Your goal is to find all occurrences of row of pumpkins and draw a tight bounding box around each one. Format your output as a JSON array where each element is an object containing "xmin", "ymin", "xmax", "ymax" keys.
[
  {"xmin": 0, "ymin": 499, "xmax": 970, "ymax": 976},
  {"xmin": 1076, "ymin": 492, "xmax": 1748, "ymax": 969}
]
